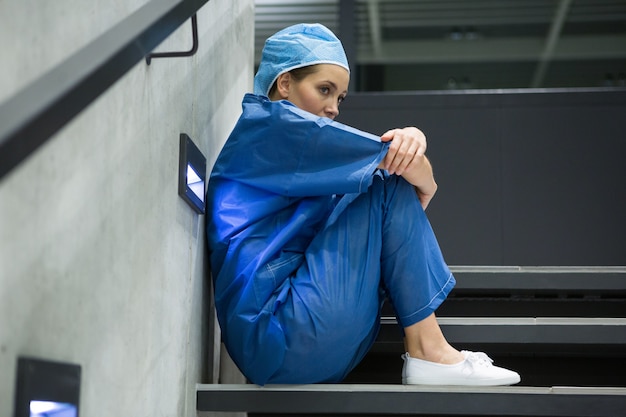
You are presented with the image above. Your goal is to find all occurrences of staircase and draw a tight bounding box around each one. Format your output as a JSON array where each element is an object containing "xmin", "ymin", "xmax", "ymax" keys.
[{"xmin": 197, "ymin": 266, "xmax": 626, "ymax": 416}]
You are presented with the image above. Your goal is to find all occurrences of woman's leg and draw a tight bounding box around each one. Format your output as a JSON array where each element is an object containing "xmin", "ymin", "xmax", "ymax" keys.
[
  {"xmin": 270, "ymin": 173, "xmax": 517, "ymax": 385},
  {"xmin": 404, "ymin": 313, "xmax": 463, "ymax": 364},
  {"xmin": 373, "ymin": 174, "xmax": 461, "ymax": 363},
  {"xmin": 269, "ymin": 172, "xmax": 451, "ymax": 382},
  {"xmin": 271, "ymin": 173, "xmax": 458, "ymax": 383},
  {"xmin": 268, "ymin": 178, "xmax": 388, "ymax": 383},
  {"xmin": 378, "ymin": 174, "xmax": 456, "ymax": 331},
  {"xmin": 378, "ymin": 177, "xmax": 520, "ymax": 385}
]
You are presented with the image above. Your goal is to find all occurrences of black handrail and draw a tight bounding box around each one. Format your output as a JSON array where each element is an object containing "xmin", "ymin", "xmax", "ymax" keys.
[
  {"xmin": 0, "ymin": 0, "xmax": 210, "ymax": 181},
  {"xmin": 146, "ymin": 13, "xmax": 199, "ymax": 65}
]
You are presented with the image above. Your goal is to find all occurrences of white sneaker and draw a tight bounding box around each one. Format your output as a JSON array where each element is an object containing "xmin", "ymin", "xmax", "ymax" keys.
[{"xmin": 402, "ymin": 351, "xmax": 521, "ymax": 386}]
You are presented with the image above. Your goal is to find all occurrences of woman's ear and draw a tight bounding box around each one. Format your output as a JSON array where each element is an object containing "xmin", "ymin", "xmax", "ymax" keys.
[{"xmin": 275, "ymin": 72, "xmax": 291, "ymax": 99}]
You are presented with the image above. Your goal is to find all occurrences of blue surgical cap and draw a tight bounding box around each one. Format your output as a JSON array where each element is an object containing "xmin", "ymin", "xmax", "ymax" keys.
[{"xmin": 254, "ymin": 23, "xmax": 350, "ymax": 96}]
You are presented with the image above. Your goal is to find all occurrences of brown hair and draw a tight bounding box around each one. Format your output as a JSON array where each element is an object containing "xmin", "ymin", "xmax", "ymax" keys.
[{"xmin": 268, "ymin": 65, "xmax": 320, "ymax": 98}]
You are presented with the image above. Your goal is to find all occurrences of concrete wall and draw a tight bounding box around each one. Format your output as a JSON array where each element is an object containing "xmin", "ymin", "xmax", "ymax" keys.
[{"xmin": 0, "ymin": 0, "xmax": 253, "ymax": 416}]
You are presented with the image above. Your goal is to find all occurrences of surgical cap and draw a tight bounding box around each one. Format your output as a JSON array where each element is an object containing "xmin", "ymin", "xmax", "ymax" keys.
[{"xmin": 254, "ymin": 23, "xmax": 350, "ymax": 96}]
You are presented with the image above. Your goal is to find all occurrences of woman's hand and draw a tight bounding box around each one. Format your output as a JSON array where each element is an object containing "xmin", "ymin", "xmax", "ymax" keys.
[
  {"xmin": 379, "ymin": 127, "xmax": 438, "ymax": 209},
  {"xmin": 379, "ymin": 127, "xmax": 426, "ymax": 175}
]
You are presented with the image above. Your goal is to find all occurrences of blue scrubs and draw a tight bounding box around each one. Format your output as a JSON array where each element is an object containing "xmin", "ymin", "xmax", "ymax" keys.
[{"xmin": 206, "ymin": 94, "xmax": 455, "ymax": 385}]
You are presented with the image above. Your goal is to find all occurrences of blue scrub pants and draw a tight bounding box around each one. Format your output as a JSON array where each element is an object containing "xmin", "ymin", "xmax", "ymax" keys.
[{"xmin": 265, "ymin": 172, "xmax": 455, "ymax": 383}]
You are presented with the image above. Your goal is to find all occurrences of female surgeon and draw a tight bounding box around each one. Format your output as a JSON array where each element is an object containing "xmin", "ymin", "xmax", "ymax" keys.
[{"xmin": 206, "ymin": 23, "xmax": 520, "ymax": 387}]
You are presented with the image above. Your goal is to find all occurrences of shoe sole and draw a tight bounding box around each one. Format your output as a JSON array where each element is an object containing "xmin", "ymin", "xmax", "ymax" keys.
[{"xmin": 403, "ymin": 375, "xmax": 521, "ymax": 386}]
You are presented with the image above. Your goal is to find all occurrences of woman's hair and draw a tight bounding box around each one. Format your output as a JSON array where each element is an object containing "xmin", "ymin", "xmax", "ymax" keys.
[{"xmin": 267, "ymin": 65, "xmax": 320, "ymax": 99}]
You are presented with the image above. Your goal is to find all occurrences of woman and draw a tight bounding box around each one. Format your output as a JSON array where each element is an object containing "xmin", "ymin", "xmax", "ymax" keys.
[{"xmin": 206, "ymin": 23, "xmax": 520, "ymax": 386}]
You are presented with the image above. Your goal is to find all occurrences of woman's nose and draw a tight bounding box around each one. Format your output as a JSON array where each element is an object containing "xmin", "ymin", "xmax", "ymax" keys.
[{"xmin": 325, "ymin": 103, "xmax": 339, "ymax": 119}]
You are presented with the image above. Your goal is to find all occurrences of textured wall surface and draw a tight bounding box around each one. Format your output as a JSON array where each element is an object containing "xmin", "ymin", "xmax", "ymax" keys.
[{"xmin": 0, "ymin": 0, "xmax": 253, "ymax": 415}]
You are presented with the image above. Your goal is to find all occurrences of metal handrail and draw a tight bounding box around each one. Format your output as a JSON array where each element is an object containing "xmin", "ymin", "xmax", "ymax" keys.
[
  {"xmin": 0, "ymin": 0, "xmax": 209, "ymax": 181},
  {"xmin": 146, "ymin": 13, "xmax": 199, "ymax": 65}
]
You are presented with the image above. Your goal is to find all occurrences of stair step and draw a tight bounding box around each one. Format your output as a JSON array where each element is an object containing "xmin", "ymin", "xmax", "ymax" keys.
[
  {"xmin": 441, "ymin": 317, "xmax": 626, "ymax": 346},
  {"xmin": 374, "ymin": 317, "xmax": 626, "ymax": 354},
  {"xmin": 450, "ymin": 266, "xmax": 626, "ymax": 273},
  {"xmin": 449, "ymin": 265, "xmax": 626, "ymax": 293},
  {"xmin": 196, "ymin": 383, "xmax": 626, "ymax": 416},
  {"xmin": 384, "ymin": 266, "xmax": 626, "ymax": 319}
]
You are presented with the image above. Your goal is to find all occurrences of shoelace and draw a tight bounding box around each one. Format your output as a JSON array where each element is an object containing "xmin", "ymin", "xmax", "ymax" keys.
[{"xmin": 462, "ymin": 351, "xmax": 494, "ymax": 368}]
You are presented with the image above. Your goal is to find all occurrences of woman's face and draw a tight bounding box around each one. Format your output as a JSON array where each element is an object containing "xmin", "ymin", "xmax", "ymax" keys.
[{"xmin": 274, "ymin": 64, "xmax": 349, "ymax": 120}]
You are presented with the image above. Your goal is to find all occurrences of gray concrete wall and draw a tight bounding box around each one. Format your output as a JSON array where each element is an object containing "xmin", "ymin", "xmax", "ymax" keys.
[{"xmin": 0, "ymin": 0, "xmax": 253, "ymax": 416}]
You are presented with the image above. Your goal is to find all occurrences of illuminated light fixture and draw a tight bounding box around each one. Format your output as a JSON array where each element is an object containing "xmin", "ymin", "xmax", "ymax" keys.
[
  {"xmin": 178, "ymin": 133, "xmax": 207, "ymax": 214},
  {"xmin": 187, "ymin": 164, "xmax": 204, "ymax": 201},
  {"xmin": 30, "ymin": 401, "xmax": 77, "ymax": 416},
  {"xmin": 14, "ymin": 357, "xmax": 81, "ymax": 417}
]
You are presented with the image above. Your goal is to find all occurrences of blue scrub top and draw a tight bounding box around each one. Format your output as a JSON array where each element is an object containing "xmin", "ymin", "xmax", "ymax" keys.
[{"xmin": 207, "ymin": 94, "xmax": 389, "ymax": 384}]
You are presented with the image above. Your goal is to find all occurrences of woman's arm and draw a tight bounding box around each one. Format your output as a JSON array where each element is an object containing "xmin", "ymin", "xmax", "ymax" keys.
[{"xmin": 379, "ymin": 127, "xmax": 438, "ymax": 210}]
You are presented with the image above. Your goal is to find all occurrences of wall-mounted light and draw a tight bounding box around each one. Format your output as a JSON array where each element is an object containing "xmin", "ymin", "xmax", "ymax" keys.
[
  {"xmin": 178, "ymin": 133, "xmax": 206, "ymax": 214},
  {"xmin": 14, "ymin": 357, "xmax": 81, "ymax": 417}
]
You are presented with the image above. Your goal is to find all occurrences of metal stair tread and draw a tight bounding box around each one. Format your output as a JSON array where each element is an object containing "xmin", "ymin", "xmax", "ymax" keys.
[
  {"xmin": 447, "ymin": 265, "xmax": 626, "ymax": 292},
  {"xmin": 380, "ymin": 317, "xmax": 626, "ymax": 326},
  {"xmin": 197, "ymin": 383, "xmax": 626, "ymax": 416},
  {"xmin": 197, "ymin": 383, "xmax": 626, "ymax": 395}
]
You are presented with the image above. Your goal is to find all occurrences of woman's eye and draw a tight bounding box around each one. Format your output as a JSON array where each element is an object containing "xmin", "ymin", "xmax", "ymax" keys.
[{"xmin": 319, "ymin": 87, "xmax": 330, "ymax": 94}]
